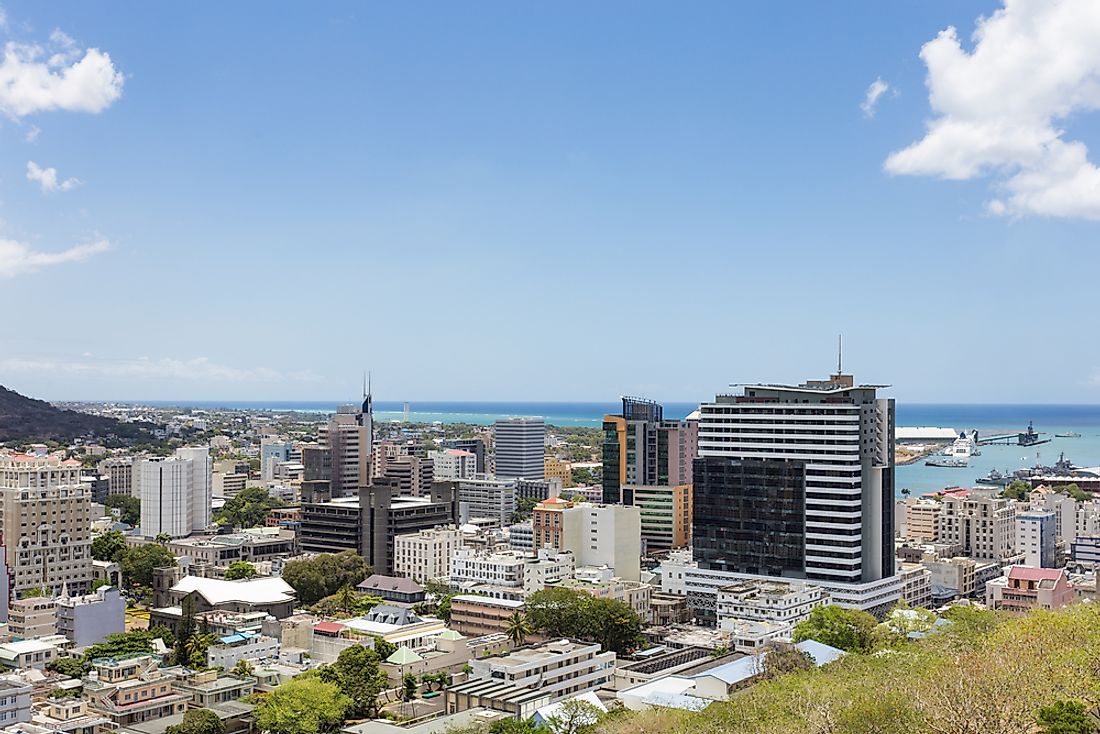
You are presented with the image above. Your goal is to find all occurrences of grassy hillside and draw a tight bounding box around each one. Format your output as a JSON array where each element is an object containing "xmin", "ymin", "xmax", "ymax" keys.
[
  {"xmin": 0, "ymin": 385, "xmax": 153, "ymax": 444},
  {"xmin": 596, "ymin": 604, "xmax": 1100, "ymax": 734}
]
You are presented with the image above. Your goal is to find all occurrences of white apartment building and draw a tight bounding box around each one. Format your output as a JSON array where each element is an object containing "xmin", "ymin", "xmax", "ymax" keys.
[
  {"xmin": 393, "ymin": 526, "xmax": 464, "ymax": 582},
  {"xmin": 1017, "ymin": 510, "xmax": 1057, "ymax": 568},
  {"xmin": 448, "ymin": 639, "xmax": 615, "ymax": 719},
  {"xmin": 134, "ymin": 447, "xmax": 212, "ymax": 538},
  {"xmin": 8, "ymin": 597, "xmax": 56, "ymax": 639},
  {"xmin": 449, "ymin": 547, "xmax": 574, "ymax": 595},
  {"xmin": 0, "ymin": 453, "xmax": 91, "ymax": 599},
  {"xmin": 205, "ymin": 631, "xmax": 279, "ymax": 670},
  {"xmin": 532, "ymin": 499, "xmax": 642, "ymax": 581},
  {"xmin": 715, "ymin": 579, "xmax": 828, "ymax": 626},
  {"xmin": 457, "ymin": 477, "xmax": 517, "ymax": 527},
  {"xmin": 1035, "ymin": 492, "xmax": 1100, "ymax": 544},
  {"xmin": 938, "ymin": 490, "xmax": 1015, "ymax": 561},
  {"xmin": 429, "ymin": 449, "xmax": 478, "ymax": 481}
]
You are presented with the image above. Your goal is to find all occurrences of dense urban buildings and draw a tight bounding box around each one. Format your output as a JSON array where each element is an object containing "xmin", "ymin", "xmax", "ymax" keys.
[
  {"xmin": 320, "ymin": 392, "xmax": 373, "ymax": 498},
  {"xmin": 630, "ymin": 484, "xmax": 693, "ymax": 553}
]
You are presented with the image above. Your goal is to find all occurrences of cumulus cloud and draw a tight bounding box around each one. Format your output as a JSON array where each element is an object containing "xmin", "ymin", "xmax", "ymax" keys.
[
  {"xmin": 885, "ymin": 0, "xmax": 1100, "ymax": 219},
  {"xmin": 0, "ymin": 30, "xmax": 124, "ymax": 119},
  {"xmin": 861, "ymin": 78, "xmax": 890, "ymax": 118},
  {"xmin": 0, "ymin": 355, "xmax": 322, "ymax": 383},
  {"xmin": 0, "ymin": 237, "xmax": 109, "ymax": 277},
  {"xmin": 24, "ymin": 124, "xmax": 40, "ymax": 142},
  {"xmin": 26, "ymin": 160, "xmax": 80, "ymax": 192}
]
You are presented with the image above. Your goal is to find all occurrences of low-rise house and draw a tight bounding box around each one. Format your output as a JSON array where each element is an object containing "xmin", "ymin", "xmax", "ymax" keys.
[
  {"xmin": 986, "ymin": 566, "xmax": 1074, "ymax": 611},
  {"xmin": 205, "ymin": 632, "xmax": 279, "ymax": 670},
  {"xmin": 715, "ymin": 579, "xmax": 827, "ymax": 627},
  {"xmin": 356, "ymin": 575, "xmax": 426, "ymax": 605},
  {"xmin": 31, "ymin": 696, "xmax": 110, "ymax": 734},
  {"xmin": 618, "ymin": 640, "xmax": 845, "ymax": 712},
  {"xmin": 310, "ymin": 608, "xmax": 446, "ymax": 664},
  {"xmin": 8, "ymin": 598, "xmax": 57, "ymax": 640},
  {"xmin": 168, "ymin": 669, "xmax": 255, "ymax": 707},
  {"xmin": 0, "ymin": 678, "xmax": 31, "ymax": 726},
  {"xmin": 82, "ymin": 654, "xmax": 188, "ymax": 726},
  {"xmin": 449, "ymin": 596, "xmax": 525, "ymax": 637},
  {"xmin": 0, "ymin": 638, "xmax": 70, "ymax": 670}
]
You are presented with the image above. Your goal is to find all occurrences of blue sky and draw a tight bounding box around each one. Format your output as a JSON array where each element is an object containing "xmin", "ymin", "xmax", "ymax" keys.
[{"xmin": 1, "ymin": 1, "xmax": 1099, "ymax": 404}]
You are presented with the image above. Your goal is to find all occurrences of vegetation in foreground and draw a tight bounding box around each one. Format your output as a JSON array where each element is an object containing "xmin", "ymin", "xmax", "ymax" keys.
[{"xmin": 593, "ymin": 603, "xmax": 1100, "ymax": 734}]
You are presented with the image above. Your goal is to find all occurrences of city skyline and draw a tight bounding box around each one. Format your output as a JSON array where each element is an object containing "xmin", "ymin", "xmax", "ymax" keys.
[{"xmin": 4, "ymin": 1, "xmax": 1100, "ymax": 403}]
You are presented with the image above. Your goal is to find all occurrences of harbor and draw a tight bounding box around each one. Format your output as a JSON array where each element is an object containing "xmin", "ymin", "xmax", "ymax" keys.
[{"xmin": 896, "ymin": 420, "xmax": 1100, "ymax": 497}]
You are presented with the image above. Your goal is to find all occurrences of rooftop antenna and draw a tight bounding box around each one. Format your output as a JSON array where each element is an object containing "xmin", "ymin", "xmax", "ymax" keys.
[
  {"xmin": 362, "ymin": 371, "xmax": 368, "ymax": 399},
  {"xmin": 837, "ymin": 334, "xmax": 843, "ymax": 374}
]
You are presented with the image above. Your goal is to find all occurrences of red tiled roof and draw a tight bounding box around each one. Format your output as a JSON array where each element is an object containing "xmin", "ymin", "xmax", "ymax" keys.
[
  {"xmin": 313, "ymin": 621, "xmax": 345, "ymax": 635},
  {"xmin": 1008, "ymin": 566, "xmax": 1065, "ymax": 582}
]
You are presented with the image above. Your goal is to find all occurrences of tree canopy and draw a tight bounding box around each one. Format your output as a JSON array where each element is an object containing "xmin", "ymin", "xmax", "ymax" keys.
[
  {"xmin": 254, "ymin": 678, "xmax": 350, "ymax": 734},
  {"xmin": 91, "ymin": 530, "xmax": 128, "ymax": 562},
  {"xmin": 225, "ymin": 560, "xmax": 257, "ymax": 580},
  {"xmin": 1002, "ymin": 479, "xmax": 1033, "ymax": 501},
  {"xmin": 525, "ymin": 587, "xmax": 643, "ymax": 655},
  {"xmin": 214, "ymin": 486, "xmax": 286, "ymax": 529},
  {"xmin": 166, "ymin": 708, "xmax": 225, "ymax": 734},
  {"xmin": 316, "ymin": 644, "xmax": 389, "ymax": 719},
  {"xmin": 119, "ymin": 542, "xmax": 177, "ymax": 591},
  {"xmin": 281, "ymin": 551, "xmax": 370, "ymax": 606},
  {"xmin": 791, "ymin": 605, "xmax": 882, "ymax": 653},
  {"xmin": 104, "ymin": 494, "xmax": 141, "ymax": 526}
]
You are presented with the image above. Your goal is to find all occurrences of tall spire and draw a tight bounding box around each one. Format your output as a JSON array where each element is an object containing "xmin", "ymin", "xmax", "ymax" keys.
[{"xmin": 837, "ymin": 334, "xmax": 843, "ymax": 374}]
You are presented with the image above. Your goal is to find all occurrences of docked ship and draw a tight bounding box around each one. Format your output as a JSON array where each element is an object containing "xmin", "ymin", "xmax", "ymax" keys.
[
  {"xmin": 1055, "ymin": 431, "xmax": 1082, "ymax": 438},
  {"xmin": 943, "ymin": 431, "xmax": 980, "ymax": 458},
  {"xmin": 926, "ymin": 456, "xmax": 968, "ymax": 468},
  {"xmin": 975, "ymin": 468, "xmax": 1013, "ymax": 487}
]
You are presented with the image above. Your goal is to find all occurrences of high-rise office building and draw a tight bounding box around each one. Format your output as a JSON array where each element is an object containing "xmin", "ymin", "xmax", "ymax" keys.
[
  {"xmin": 602, "ymin": 397, "xmax": 698, "ymax": 504},
  {"xmin": 695, "ymin": 370, "xmax": 895, "ymax": 586},
  {"xmin": 96, "ymin": 457, "xmax": 134, "ymax": 497},
  {"xmin": 1017, "ymin": 510, "xmax": 1057, "ymax": 568},
  {"xmin": 320, "ymin": 386, "xmax": 373, "ymax": 498},
  {"xmin": 0, "ymin": 453, "xmax": 89, "ymax": 599},
  {"xmin": 493, "ymin": 418, "xmax": 545, "ymax": 480},
  {"xmin": 442, "ymin": 438, "xmax": 487, "ymax": 474},
  {"xmin": 134, "ymin": 446, "xmax": 212, "ymax": 538}
]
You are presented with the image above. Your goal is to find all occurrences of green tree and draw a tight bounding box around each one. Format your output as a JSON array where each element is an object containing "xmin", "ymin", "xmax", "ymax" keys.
[
  {"xmin": 1002, "ymin": 479, "xmax": 1033, "ymax": 501},
  {"xmin": 155, "ymin": 532, "xmax": 171, "ymax": 545},
  {"xmin": 759, "ymin": 642, "xmax": 815, "ymax": 680},
  {"xmin": 281, "ymin": 551, "xmax": 370, "ymax": 606},
  {"xmin": 119, "ymin": 543, "xmax": 177, "ymax": 591},
  {"xmin": 104, "ymin": 494, "xmax": 141, "ymax": 526},
  {"xmin": 254, "ymin": 678, "xmax": 350, "ymax": 734},
  {"xmin": 585, "ymin": 598, "xmax": 643, "ymax": 655},
  {"xmin": 792, "ymin": 605, "xmax": 881, "ymax": 653},
  {"xmin": 230, "ymin": 659, "xmax": 255, "ymax": 678},
  {"xmin": 1037, "ymin": 701, "xmax": 1094, "ymax": 734},
  {"xmin": 1063, "ymin": 483, "xmax": 1092, "ymax": 502},
  {"xmin": 317, "ymin": 644, "xmax": 388, "ymax": 719},
  {"xmin": 372, "ymin": 636, "xmax": 397, "ymax": 661},
  {"xmin": 214, "ymin": 486, "xmax": 286, "ymax": 529},
  {"xmin": 82, "ymin": 627, "xmax": 174, "ymax": 663},
  {"xmin": 91, "ymin": 578, "xmax": 109, "ymax": 591},
  {"xmin": 505, "ymin": 611, "xmax": 533, "ymax": 647},
  {"xmin": 489, "ymin": 719, "xmax": 539, "ymax": 734},
  {"xmin": 184, "ymin": 633, "xmax": 218, "ymax": 669},
  {"xmin": 91, "ymin": 530, "xmax": 127, "ymax": 561},
  {"xmin": 224, "ymin": 561, "xmax": 257, "ymax": 580},
  {"xmin": 21, "ymin": 586, "xmax": 49, "ymax": 599},
  {"xmin": 402, "ymin": 672, "xmax": 418, "ymax": 702},
  {"xmin": 165, "ymin": 708, "xmax": 225, "ymax": 734},
  {"xmin": 46, "ymin": 656, "xmax": 87, "ymax": 678},
  {"xmin": 543, "ymin": 698, "xmax": 605, "ymax": 734},
  {"xmin": 525, "ymin": 588, "xmax": 643, "ymax": 655}
]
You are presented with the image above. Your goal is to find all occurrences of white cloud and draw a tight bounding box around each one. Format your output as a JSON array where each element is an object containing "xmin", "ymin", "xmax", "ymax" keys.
[
  {"xmin": 0, "ymin": 8, "xmax": 8, "ymax": 32},
  {"xmin": 24, "ymin": 124, "xmax": 39, "ymax": 142},
  {"xmin": 861, "ymin": 77, "xmax": 890, "ymax": 118},
  {"xmin": 0, "ymin": 30, "xmax": 123, "ymax": 119},
  {"xmin": 26, "ymin": 160, "xmax": 79, "ymax": 192},
  {"xmin": 0, "ymin": 355, "xmax": 322, "ymax": 383},
  {"xmin": 885, "ymin": 0, "xmax": 1100, "ymax": 219},
  {"xmin": 0, "ymin": 237, "xmax": 109, "ymax": 277}
]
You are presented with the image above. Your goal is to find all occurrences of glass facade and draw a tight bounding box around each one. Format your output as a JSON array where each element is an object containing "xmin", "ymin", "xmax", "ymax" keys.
[{"xmin": 692, "ymin": 456, "xmax": 806, "ymax": 578}]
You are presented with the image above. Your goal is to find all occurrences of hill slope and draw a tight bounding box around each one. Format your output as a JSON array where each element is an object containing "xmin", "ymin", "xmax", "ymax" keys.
[{"xmin": 0, "ymin": 385, "xmax": 153, "ymax": 443}]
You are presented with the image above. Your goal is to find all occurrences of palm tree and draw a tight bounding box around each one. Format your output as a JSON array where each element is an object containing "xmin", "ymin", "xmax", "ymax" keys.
[
  {"xmin": 336, "ymin": 584, "xmax": 358, "ymax": 615},
  {"xmin": 155, "ymin": 532, "xmax": 171, "ymax": 545},
  {"xmin": 505, "ymin": 611, "xmax": 532, "ymax": 647}
]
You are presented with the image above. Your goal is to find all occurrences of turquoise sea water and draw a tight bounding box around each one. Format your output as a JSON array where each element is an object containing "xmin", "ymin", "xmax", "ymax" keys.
[{"xmin": 140, "ymin": 400, "xmax": 1100, "ymax": 498}]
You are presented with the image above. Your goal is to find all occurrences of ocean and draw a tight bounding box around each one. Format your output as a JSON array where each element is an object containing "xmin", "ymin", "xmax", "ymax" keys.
[{"xmin": 141, "ymin": 400, "xmax": 1100, "ymax": 498}]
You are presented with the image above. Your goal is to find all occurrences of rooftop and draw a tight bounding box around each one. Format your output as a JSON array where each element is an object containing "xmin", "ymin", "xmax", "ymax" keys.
[{"xmin": 170, "ymin": 576, "xmax": 295, "ymax": 606}]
